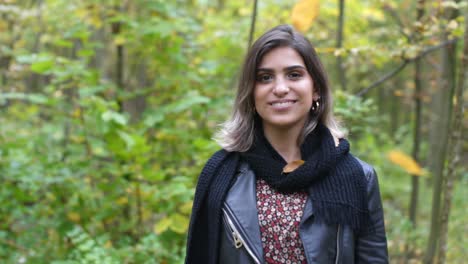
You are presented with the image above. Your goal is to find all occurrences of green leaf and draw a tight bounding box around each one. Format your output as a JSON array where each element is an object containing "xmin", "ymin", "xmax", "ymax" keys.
[
  {"xmin": 78, "ymin": 85, "xmax": 108, "ymax": 98},
  {"xmin": 102, "ymin": 111, "xmax": 127, "ymax": 126},
  {"xmin": 31, "ymin": 60, "xmax": 54, "ymax": 73},
  {"xmin": 166, "ymin": 93, "xmax": 210, "ymax": 114},
  {"xmin": 0, "ymin": 92, "xmax": 49, "ymax": 104},
  {"xmin": 117, "ymin": 131, "xmax": 135, "ymax": 149},
  {"xmin": 143, "ymin": 111, "xmax": 165, "ymax": 127},
  {"xmin": 16, "ymin": 53, "xmax": 55, "ymax": 74}
]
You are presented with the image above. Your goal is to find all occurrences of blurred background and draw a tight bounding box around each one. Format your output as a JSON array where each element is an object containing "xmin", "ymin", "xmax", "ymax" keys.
[{"xmin": 0, "ymin": 0, "xmax": 466, "ymax": 263}]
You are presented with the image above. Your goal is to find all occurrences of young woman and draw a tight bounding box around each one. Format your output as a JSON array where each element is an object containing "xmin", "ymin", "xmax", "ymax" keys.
[{"xmin": 185, "ymin": 25, "xmax": 388, "ymax": 264}]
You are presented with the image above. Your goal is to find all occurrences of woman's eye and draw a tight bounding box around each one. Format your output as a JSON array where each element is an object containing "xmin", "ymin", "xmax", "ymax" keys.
[
  {"xmin": 288, "ymin": 72, "xmax": 302, "ymax": 79},
  {"xmin": 257, "ymin": 74, "xmax": 273, "ymax": 82}
]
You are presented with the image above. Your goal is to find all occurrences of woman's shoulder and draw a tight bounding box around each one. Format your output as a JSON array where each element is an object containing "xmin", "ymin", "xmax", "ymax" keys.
[
  {"xmin": 200, "ymin": 149, "xmax": 240, "ymax": 175},
  {"xmin": 351, "ymin": 155, "xmax": 377, "ymax": 183},
  {"xmin": 206, "ymin": 149, "xmax": 229, "ymax": 163}
]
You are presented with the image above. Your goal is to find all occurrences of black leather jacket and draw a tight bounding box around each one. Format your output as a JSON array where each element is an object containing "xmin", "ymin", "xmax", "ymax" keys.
[{"xmin": 219, "ymin": 159, "xmax": 388, "ymax": 264}]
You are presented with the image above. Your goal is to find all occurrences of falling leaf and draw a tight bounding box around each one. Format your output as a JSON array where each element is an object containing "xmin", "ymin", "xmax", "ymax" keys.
[
  {"xmin": 387, "ymin": 150, "xmax": 425, "ymax": 176},
  {"xmin": 291, "ymin": 0, "xmax": 320, "ymax": 32},
  {"xmin": 283, "ymin": 160, "xmax": 305, "ymax": 173}
]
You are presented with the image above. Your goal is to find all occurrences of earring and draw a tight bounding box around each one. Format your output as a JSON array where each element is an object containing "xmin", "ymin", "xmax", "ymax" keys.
[{"xmin": 312, "ymin": 101, "xmax": 320, "ymax": 111}]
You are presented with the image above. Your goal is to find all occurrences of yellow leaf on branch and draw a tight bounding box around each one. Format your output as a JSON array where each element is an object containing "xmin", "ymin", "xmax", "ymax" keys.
[
  {"xmin": 291, "ymin": 0, "xmax": 320, "ymax": 32},
  {"xmin": 387, "ymin": 150, "xmax": 426, "ymax": 176}
]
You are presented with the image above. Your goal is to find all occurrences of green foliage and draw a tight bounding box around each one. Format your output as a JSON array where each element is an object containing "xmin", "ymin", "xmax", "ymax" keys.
[{"xmin": 0, "ymin": 0, "xmax": 466, "ymax": 263}]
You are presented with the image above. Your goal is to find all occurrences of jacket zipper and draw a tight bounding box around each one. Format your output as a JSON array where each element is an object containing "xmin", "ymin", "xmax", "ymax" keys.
[
  {"xmin": 335, "ymin": 224, "xmax": 341, "ymax": 264},
  {"xmin": 222, "ymin": 206, "xmax": 261, "ymax": 264}
]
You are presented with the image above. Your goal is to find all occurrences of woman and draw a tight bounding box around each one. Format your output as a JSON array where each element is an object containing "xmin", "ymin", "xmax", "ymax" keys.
[{"xmin": 185, "ymin": 25, "xmax": 388, "ymax": 264}]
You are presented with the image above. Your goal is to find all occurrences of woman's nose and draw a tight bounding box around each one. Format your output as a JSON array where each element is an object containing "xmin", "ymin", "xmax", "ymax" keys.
[{"xmin": 273, "ymin": 78, "xmax": 289, "ymax": 96}]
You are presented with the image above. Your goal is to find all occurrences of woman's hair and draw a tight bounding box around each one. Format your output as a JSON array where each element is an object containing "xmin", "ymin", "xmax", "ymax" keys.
[{"xmin": 214, "ymin": 24, "xmax": 345, "ymax": 152}]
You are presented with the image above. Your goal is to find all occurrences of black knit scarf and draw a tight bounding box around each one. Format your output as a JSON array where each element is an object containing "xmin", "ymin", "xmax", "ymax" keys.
[{"xmin": 241, "ymin": 123, "xmax": 370, "ymax": 230}]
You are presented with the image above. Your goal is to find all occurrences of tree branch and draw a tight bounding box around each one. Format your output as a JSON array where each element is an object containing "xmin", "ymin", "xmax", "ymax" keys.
[
  {"xmin": 336, "ymin": 0, "xmax": 347, "ymax": 90},
  {"xmin": 356, "ymin": 61, "xmax": 409, "ymax": 97},
  {"xmin": 356, "ymin": 38, "xmax": 459, "ymax": 96}
]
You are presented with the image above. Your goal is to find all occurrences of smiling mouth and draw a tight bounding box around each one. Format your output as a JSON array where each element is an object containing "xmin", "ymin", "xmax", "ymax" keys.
[{"xmin": 269, "ymin": 100, "xmax": 297, "ymax": 106}]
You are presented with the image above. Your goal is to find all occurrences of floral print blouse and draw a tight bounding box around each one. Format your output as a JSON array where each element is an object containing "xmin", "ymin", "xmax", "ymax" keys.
[{"xmin": 256, "ymin": 179, "xmax": 308, "ymax": 264}]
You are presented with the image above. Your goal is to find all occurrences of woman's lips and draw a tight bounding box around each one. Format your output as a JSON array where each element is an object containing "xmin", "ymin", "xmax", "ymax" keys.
[{"xmin": 269, "ymin": 99, "xmax": 297, "ymax": 110}]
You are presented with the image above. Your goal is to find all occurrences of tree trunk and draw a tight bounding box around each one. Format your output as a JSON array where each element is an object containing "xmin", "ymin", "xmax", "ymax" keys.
[
  {"xmin": 247, "ymin": 0, "xmax": 258, "ymax": 49},
  {"xmin": 336, "ymin": 0, "xmax": 346, "ymax": 91},
  {"xmin": 437, "ymin": 11, "xmax": 467, "ymax": 264},
  {"xmin": 409, "ymin": 0, "xmax": 425, "ymax": 227},
  {"xmin": 25, "ymin": 0, "xmax": 43, "ymax": 93},
  {"xmin": 424, "ymin": 2, "xmax": 458, "ymax": 262},
  {"xmin": 390, "ymin": 79, "xmax": 400, "ymax": 138}
]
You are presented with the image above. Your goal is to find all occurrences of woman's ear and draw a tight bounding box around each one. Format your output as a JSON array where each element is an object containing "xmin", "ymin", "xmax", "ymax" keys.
[{"xmin": 312, "ymin": 91, "xmax": 320, "ymax": 101}]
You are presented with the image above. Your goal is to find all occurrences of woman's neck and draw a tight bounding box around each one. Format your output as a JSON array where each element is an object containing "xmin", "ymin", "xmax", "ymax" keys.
[{"xmin": 262, "ymin": 124, "xmax": 302, "ymax": 163}]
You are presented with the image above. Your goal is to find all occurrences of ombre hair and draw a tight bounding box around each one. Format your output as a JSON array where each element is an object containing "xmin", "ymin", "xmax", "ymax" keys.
[{"xmin": 214, "ymin": 24, "xmax": 345, "ymax": 152}]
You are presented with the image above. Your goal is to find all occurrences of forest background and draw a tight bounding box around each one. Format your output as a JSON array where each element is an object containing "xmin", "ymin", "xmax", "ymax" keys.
[{"xmin": 0, "ymin": 0, "xmax": 466, "ymax": 263}]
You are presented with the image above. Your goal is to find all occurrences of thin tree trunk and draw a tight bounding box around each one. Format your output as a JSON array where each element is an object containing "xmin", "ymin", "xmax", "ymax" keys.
[
  {"xmin": 123, "ymin": 0, "xmax": 148, "ymax": 122},
  {"xmin": 390, "ymin": 79, "xmax": 400, "ymax": 138},
  {"xmin": 437, "ymin": 11, "xmax": 467, "ymax": 264},
  {"xmin": 409, "ymin": 0, "xmax": 425, "ymax": 227},
  {"xmin": 111, "ymin": 1, "xmax": 126, "ymax": 112},
  {"xmin": 336, "ymin": 0, "xmax": 346, "ymax": 90},
  {"xmin": 25, "ymin": 0, "xmax": 43, "ymax": 93},
  {"xmin": 111, "ymin": 1, "xmax": 132, "ymax": 232},
  {"xmin": 217, "ymin": 0, "xmax": 225, "ymax": 11},
  {"xmin": 424, "ymin": 2, "xmax": 458, "ymax": 262},
  {"xmin": 247, "ymin": 0, "xmax": 258, "ymax": 49}
]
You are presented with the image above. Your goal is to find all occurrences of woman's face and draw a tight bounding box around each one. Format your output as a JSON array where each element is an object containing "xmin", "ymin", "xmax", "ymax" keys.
[{"xmin": 254, "ymin": 46, "xmax": 318, "ymax": 133}]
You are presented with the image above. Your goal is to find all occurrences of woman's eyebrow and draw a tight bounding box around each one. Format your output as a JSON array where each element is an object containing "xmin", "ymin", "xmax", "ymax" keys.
[{"xmin": 256, "ymin": 65, "xmax": 306, "ymax": 72}]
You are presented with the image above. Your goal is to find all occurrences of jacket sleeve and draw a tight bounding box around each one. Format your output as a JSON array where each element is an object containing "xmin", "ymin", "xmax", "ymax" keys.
[{"xmin": 355, "ymin": 164, "xmax": 389, "ymax": 263}]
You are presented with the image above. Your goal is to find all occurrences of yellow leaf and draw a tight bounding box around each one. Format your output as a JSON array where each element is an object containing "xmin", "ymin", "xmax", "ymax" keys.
[
  {"xmin": 283, "ymin": 160, "xmax": 305, "ymax": 173},
  {"xmin": 104, "ymin": 240, "xmax": 113, "ymax": 249},
  {"xmin": 67, "ymin": 212, "xmax": 81, "ymax": 223},
  {"xmin": 75, "ymin": 8, "xmax": 88, "ymax": 19},
  {"xmin": 169, "ymin": 213, "xmax": 189, "ymax": 234},
  {"xmin": 116, "ymin": 196, "xmax": 128, "ymax": 205},
  {"xmin": 154, "ymin": 217, "xmax": 171, "ymax": 234},
  {"xmin": 387, "ymin": 150, "xmax": 425, "ymax": 176},
  {"xmin": 70, "ymin": 135, "xmax": 85, "ymax": 143},
  {"xmin": 291, "ymin": 0, "xmax": 320, "ymax": 32},
  {"xmin": 71, "ymin": 107, "xmax": 81, "ymax": 118},
  {"xmin": 142, "ymin": 208, "xmax": 152, "ymax": 221},
  {"xmin": 0, "ymin": 21, "xmax": 7, "ymax": 32},
  {"xmin": 394, "ymin": 90, "xmax": 404, "ymax": 97},
  {"xmin": 90, "ymin": 16, "xmax": 103, "ymax": 29},
  {"xmin": 113, "ymin": 35, "xmax": 126, "ymax": 45},
  {"xmin": 180, "ymin": 201, "xmax": 193, "ymax": 215}
]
